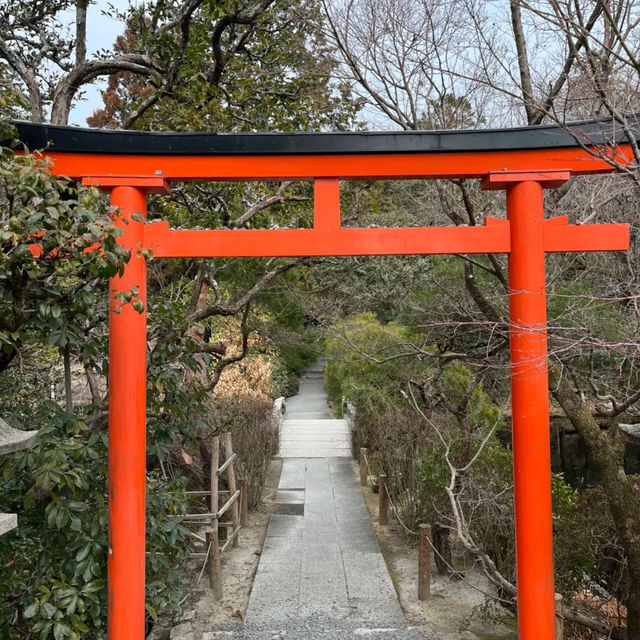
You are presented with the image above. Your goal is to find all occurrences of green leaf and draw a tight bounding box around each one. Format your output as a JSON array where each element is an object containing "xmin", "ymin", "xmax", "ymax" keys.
[
  {"xmin": 69, "ymin": 614, "xmax": 88, "ymax": 633},
  {"xmin": 68, "ymin": 501, "xmax": 88, "ymax": 512},
  {"xmin": 76, "ymin": 542, "xmax": 91, "ymax": 562},
  {"xmin": 53, "ymin": 621, "xmax": 72, "ymax": 640},
  {"xmin": 65, "ymin": 594, "xmax": 78, "ymax": 615},
  {"xmin": 145, "ymin": 602, "xmax": 157, "ymax": 623}
]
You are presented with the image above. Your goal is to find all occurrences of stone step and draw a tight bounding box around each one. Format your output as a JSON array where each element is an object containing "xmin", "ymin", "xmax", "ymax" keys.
[
  {"xmin": 202, "ymin": 626, "xmax": 431, "ymax": 639},
  {"xmin": 207, "ymin": 365, "xmax": 424, "ymax": 639},
  {"xmin": 278, "ymin": 448, "xmax": 351, "ymax": 458},
  {"xmin": 243, "ymin": 459, "xmax": 408, "ymax": 632},
  {"xmin": 0, "ymin": 513, "xmax": 17, "ymax": 536},
  {"xmin": 280, "ymin": 435, "xmax": 350, "ymax": 441},
  {"xmin": 281, "ymin": 427, "xmax": 350, "ymax": 434},
  {"xmin": 0, "ymin": 418, "xmax": 37, "ymax": 455},
  {"xmin": 281, "ymin": 419, "xmax": 348, "ymax": 427}
]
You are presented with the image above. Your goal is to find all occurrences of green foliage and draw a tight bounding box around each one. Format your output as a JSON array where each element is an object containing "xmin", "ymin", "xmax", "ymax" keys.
[
  {"xmin": 277, "ymin": 337, "xmax": 317, "ymax": 377},
  {"xmin": 0, "ymin": 405, "xmax": 191, "ymax": 640},
  {"xmin": 123, "ymin": 1, "xmax": 360, "ymax": 134},
  {"xmin": 547, "ymin": 279, "xmax": 629, "ymax": 343},
  {"xmin": 325, "ymin": 312, "xmax": 425, "ymax": 420},
  {"xmin": 0, "ymin": 146, "xmax": 202, "ymax": 639},
  {"xmin": 326, "ymin": 312, "xmax": 516, "ymax": 573},
  {"xmin": 0, "ymin": 148, "xmax": 128, "ymax": 379},
  {"xmin": 266, "ymin": 353, "xmax": 290, "ymax": 398}
]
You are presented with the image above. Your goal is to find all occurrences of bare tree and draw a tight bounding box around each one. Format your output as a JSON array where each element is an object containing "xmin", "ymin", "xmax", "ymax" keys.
[{"xmin": 321, "ymin": 0, "xmax": 640, "ymax": 636}]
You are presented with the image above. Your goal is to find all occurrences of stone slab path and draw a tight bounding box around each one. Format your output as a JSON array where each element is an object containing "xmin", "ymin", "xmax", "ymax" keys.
[
  {"xmin": 277, "ymin": 365, "xmax": 351, "ymax": 458},
  {"xmin": 203, "ymin": 364, "xmax": 428, "ymax": 639}
]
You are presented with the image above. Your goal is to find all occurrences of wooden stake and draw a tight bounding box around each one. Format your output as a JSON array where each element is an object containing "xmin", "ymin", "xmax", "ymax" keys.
[
  {"xmin": 209, "ymin": 435, "xmax": 221, "ymax": 598},
  {"xmin": 378, "ymin": 474, "xmax": 388, "ymax": 525},
  {"xmin": 207, "ymin": 528, "xmax": 222, "ymax": 600},
  {"xmin": 360, "ymin": 447, "xmax": 368, "ymax": 486},
  {"xmin": 555, "ymin": 593, "xmax": 563, "ymax": 640},
  {"xmin": 224, "ymin": 432, "xmax": 240, "ymax": 548},
  {"xmin": 239, "ymin": 477, "xmax": 248, "ymax": 527},
  {"xmin": 418, "ymin": 524, "xmax": 431, "ymax": 601}
]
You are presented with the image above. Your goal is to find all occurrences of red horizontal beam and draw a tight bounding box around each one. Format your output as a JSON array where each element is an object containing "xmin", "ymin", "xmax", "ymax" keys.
[
  {"xmin": 481, "ymin": 170, "xmax": 570, "ymax": 189},
  {"xmin": 25, "ymin": 218, "xmax": 628, "ymax": 261},
  {"xmin": 143, "ymin": 217, "xmax": 629, "ymax": 258},
  {"xmin": 38, "ymin": 145, "xmax": 633, "ymax": 182},
  {"xmin": 83, "ymin": 176, "xmax": 171, "ymax": 194},
  {"xmin": 486, "ymin": 216, "xmax": 629, "ymax": 252},
  {"xmin": 543, "ymin": 220, "xmax": 629, "ymax": 252},
  {"xmin": 144, "ymin": 222, "xmax": 511, "ymax": 257}
]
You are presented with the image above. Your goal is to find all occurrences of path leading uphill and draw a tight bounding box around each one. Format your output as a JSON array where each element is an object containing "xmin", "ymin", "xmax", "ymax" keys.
[
  {"xmin": 277, "ymin": 364, "xmax": 351, "ymax": 458},
  {"xmin": 202, "ymin": 363, "xmax": 428, "ymax": 639}
]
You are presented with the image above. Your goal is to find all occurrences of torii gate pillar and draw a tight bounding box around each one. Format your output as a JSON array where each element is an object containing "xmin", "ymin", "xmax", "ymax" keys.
[
  {"xmin": 85, "ymin": 177, "xmax": 171, "ymax": 640},
  {"xmin": 483, "ymin": 171, "xmax": 569, "ymax": 640}
]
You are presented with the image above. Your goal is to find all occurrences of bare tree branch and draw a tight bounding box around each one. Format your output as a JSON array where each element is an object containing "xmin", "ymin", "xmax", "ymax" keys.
[
  {"xmin": 0, "ymin": 35, "xmax": 44, "ymax": 121},
  {"xmin": 51, "ymin": 55, "xmax": 162, "ymax": 124},
  {"xmin": 75, "ymin": 0, "xmax": 89, "ymax": 67},
  {"xmin": 205, "ymin": 302, "xmax": 251, "ymax": 391},
  {"xmin": 510, "ymin": 0, "xmax": 537, "ymax": 124},
  {"xmin": 208, "ymin": 0, "xmax": 277, "ymax": 87},
  {"xmin": 189, "ymin": 258, "xmax": 308, "ymax": 322},
  {"xmin": 233, "ymin": 182, "xmax": 306, "ymax": 228}
]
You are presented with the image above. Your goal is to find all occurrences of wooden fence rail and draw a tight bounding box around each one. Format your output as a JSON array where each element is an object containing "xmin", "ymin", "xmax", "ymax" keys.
[
  {"xmin": 217, "ymin": 452, "xmax": 237, "ymax": 477},
  {"xmin": 160, "ymin": 432, "xmax": 249, "ymax": 601}
]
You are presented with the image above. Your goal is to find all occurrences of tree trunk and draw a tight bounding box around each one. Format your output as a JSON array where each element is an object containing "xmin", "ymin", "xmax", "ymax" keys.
[
  {"xmin": 432, "ymin": 522, "xmax": 453, "ymax": 576},
  {"xmin": 549, "ymin": 363, "xmax": 640, "ymax": 639}
]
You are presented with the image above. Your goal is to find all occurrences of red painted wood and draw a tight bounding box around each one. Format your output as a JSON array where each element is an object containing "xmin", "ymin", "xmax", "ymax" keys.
[
  {"xmin": 38, "ymin": 145, "xmax": 632, "ymax": 181},
  {"xmin": 41, "ymin": 143, "xmax": 626, "ymax": 640},
  {"xmin": 142, "ymin": 219, "xmax": 629, "ymax": 258},
  {"xmin": 543, "ymin": 220, "xmax": 629, "ymax": 252},
  {"xmin": 107, "ymin": 187, "xmax": 148, "ymax": 640},
  {"xmin": 481, "ymin": 170, "xmax": 570, "ymax": 189},
  {"xmin": 506, "ymin": 180, "xmax": 556, "ymax": 640},
  {"xmin": 313, "ymin": 179, "xmax": 341, "ymax": 230},
  {"xmin": 143, "ymin": 222, "xmax": 511, "ymax": 257},
  {"xmin": 83, "ymin": 176, "xmax": 171, "ymax": 193}
]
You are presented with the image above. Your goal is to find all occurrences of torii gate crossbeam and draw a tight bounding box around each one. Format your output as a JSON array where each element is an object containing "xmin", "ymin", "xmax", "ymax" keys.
[{"xmin": 10, "ymin": 117, "xmax": 635, "ymax": 640}]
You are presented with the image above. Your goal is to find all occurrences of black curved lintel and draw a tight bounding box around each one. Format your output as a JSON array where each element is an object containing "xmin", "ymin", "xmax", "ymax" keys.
[{"xmin": 6, "ymin": 116, "xmax": 639, "ymax": 156}]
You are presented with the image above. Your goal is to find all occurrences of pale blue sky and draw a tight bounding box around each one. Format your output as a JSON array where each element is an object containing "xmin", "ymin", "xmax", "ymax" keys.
[{"xmin": 69, "ymin": 0, "xmax": 142, "ymax": 125}]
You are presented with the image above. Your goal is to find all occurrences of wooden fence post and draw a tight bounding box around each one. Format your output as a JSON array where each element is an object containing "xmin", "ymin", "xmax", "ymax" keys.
[
  {"xmin": 378, "ymin": 474, "xmax": 388, "ymax": 525},
  {"xmin": 418, "ymin": 524, "xmax": 432, "ymax": 601},
  {"xmin": 555, "ymin": 593, "xmax": 563, "ymax": 640},
  {"xmin": 223, "ymin": 432, "xmax": 240, "ymax": 548},
  {"xmin": 239, "ymin": 477, "xmax": 248, "ymax": 527},
  {"xmin": 360, "ymin": 448, "xmax": 368, "ymax": 486},
  {"xmin": 209, "ymin": 435, "xmax": 222, "ymax": 599}
]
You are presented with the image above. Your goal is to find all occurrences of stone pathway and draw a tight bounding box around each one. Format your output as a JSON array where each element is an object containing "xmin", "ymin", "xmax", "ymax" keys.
[
  {"xmin": 277, "ymin": 364, "xmax": 350, "ymax": 458},
  {"xmin": 201, "ymin": 364, "xmax": 428, "ymax": 639}
]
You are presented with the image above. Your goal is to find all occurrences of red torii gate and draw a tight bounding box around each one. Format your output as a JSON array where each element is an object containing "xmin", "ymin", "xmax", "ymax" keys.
[{"xmin": 13, "ymin": 119, "xmax": 634, "ymax": 640}]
